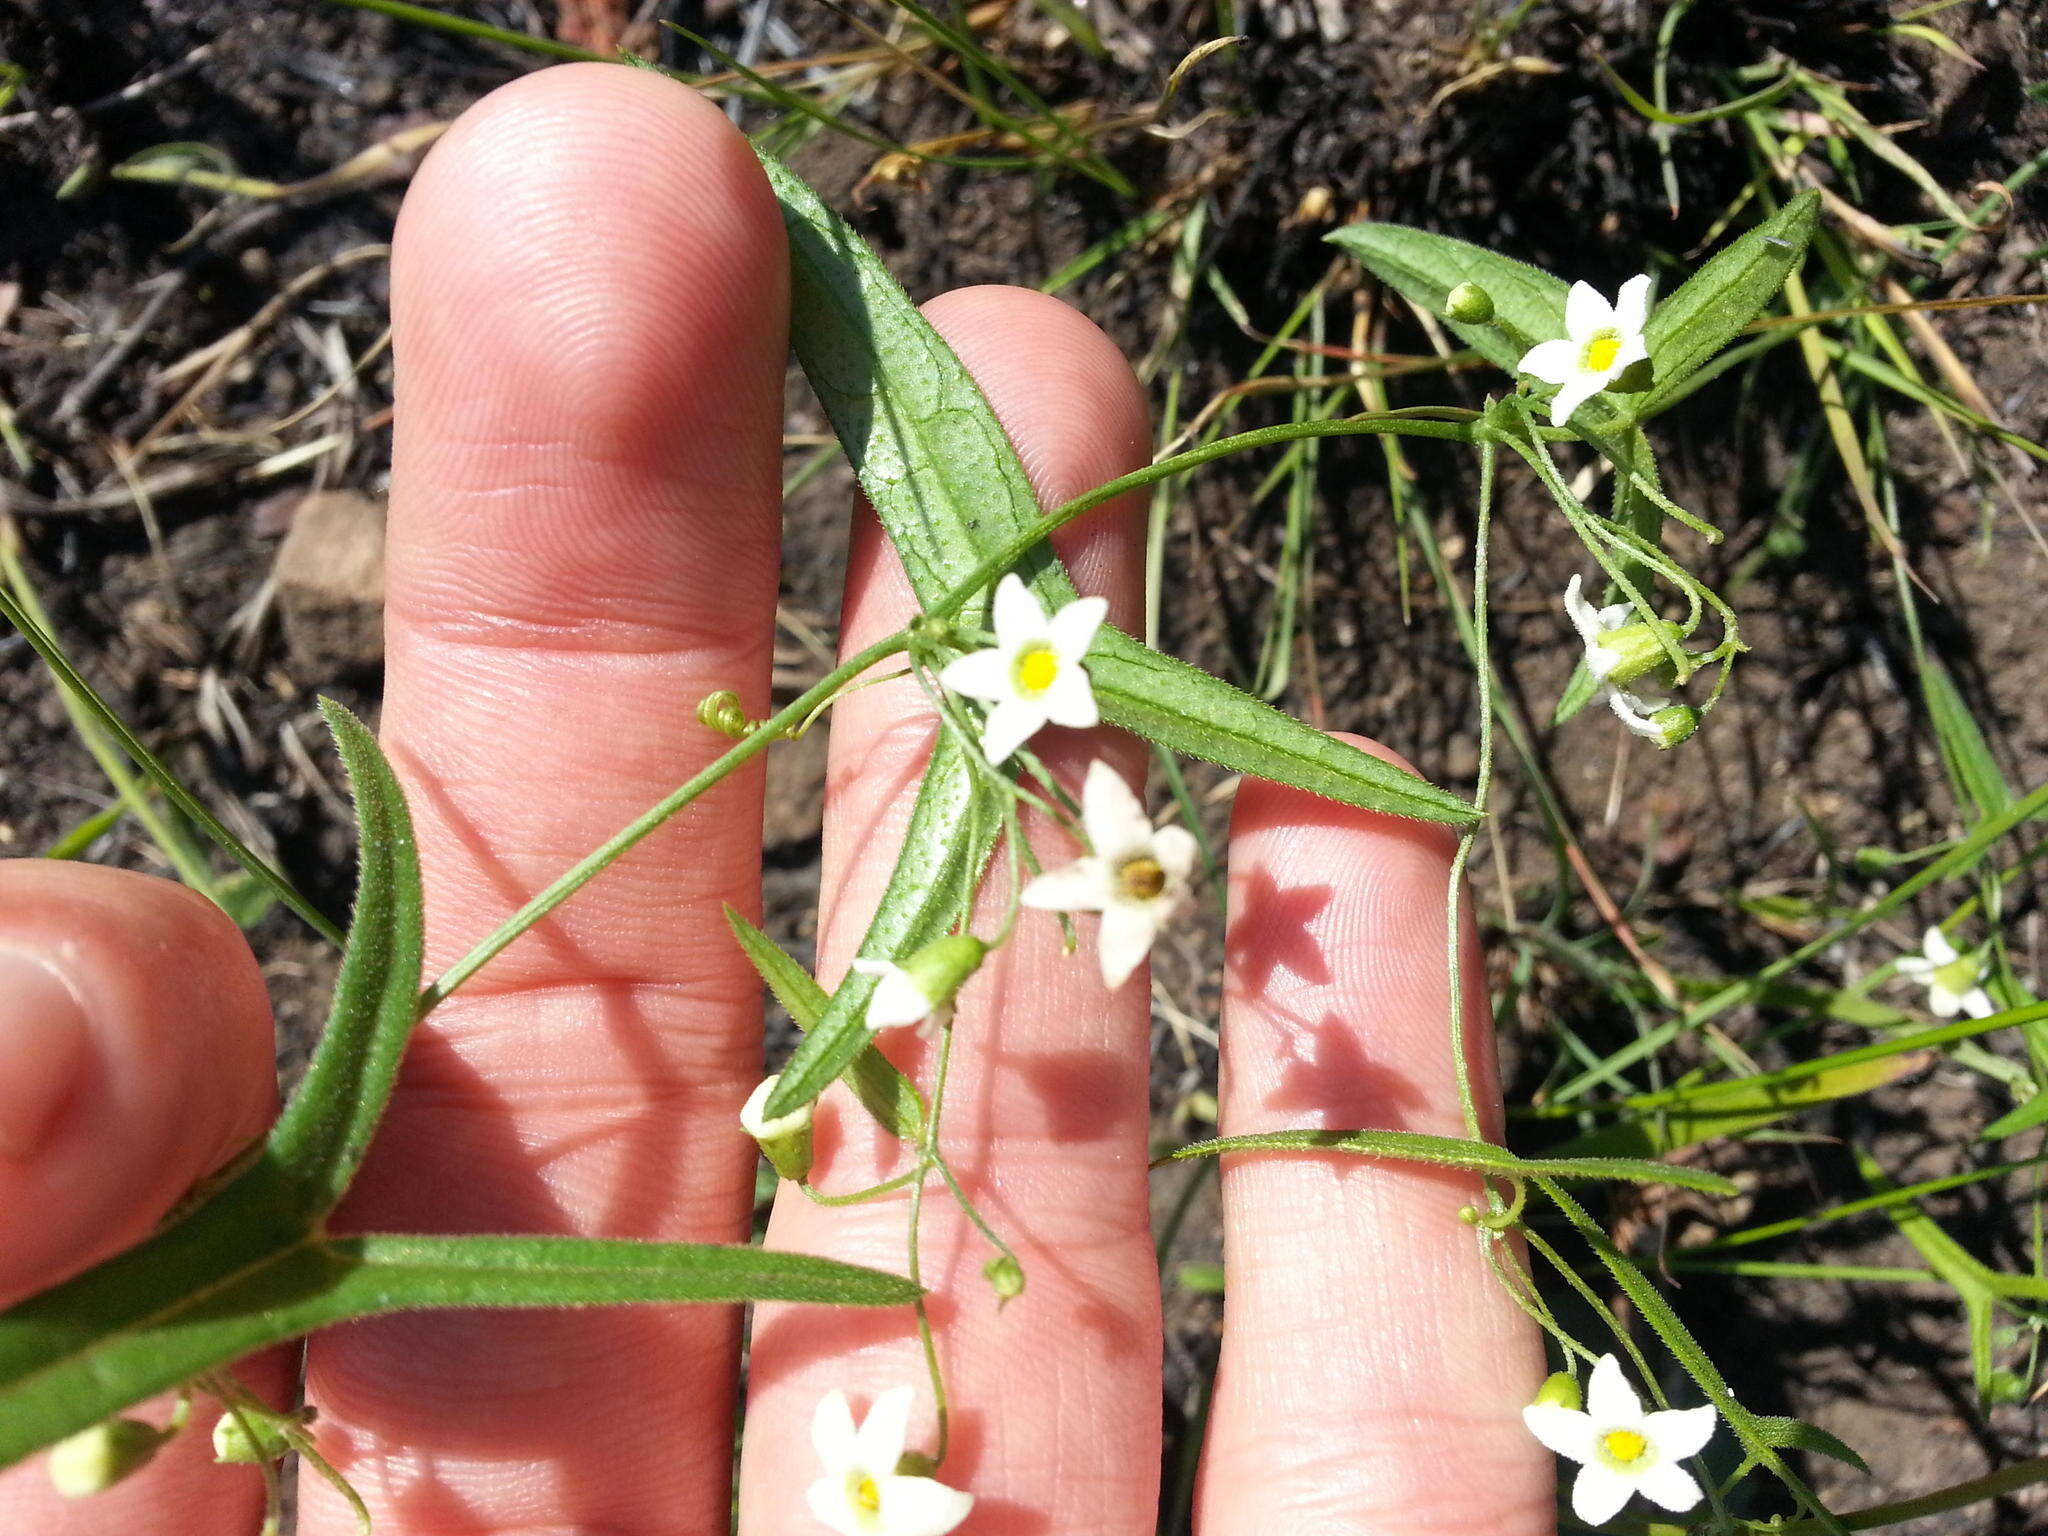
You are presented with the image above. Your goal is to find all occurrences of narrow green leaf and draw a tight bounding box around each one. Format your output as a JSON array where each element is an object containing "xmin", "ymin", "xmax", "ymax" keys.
[
  {"xmin": 1326, "ymin": 222, "xmax": 1568, "ymax": 373},
  {"xmin": 763, "ymin": 733, "xmax": 996, "ymax": 1120},
  {"xmin": 333, "ymin": 1232, "xmax": 922, "ymax": 1309},
  {"xmin": 1922, "ymin": 658, "xmax": 2013, "ymax": 822},
  {"xmin": 0, "ymin": 1192, "xmax": 918, "ymax": 1472},
  {"xmin": 767, "ymin": 148, "xmax": 1470, "ymax": 824},
  {"xmin": 1751, "ymin": 1414, "xmax": 1870, "ymax": 1474},
  {"xmin": 1158, "ymin": 1127, "xmax": 1737, "ymax": 1196},
  {"xmin": 1984, "ymin": 1087, "xmax": 2048, "ymax": 1139},
  {"xmin": 1634, "ymin": 191, "xmax": 1819, "ymax": 420},
  {"xmin": 267, "ymin": 700, "xmax": 426, "ymax": 1213},
  {"xmin": 724, "ymin": 907, "xmax": 925, "ymax": 1139},
  {"xmin": 1548, "ymin": 1049, "xmax": 1921, "ymax": 1160},
  {"xmin": 1088, "ymin": 632, "xmax": 1478, "ymax": 825}
]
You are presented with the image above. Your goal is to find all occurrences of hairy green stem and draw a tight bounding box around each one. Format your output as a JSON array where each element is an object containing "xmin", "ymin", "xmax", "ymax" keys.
[{"xmin": 424, "ymin": 632, "xmax": 909, "ymax": 1008}]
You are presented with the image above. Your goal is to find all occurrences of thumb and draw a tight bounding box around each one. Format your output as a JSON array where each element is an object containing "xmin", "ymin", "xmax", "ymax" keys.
[{"xmin": 0, "ymin": 862, "xmax": 277, "ymax": 1307}]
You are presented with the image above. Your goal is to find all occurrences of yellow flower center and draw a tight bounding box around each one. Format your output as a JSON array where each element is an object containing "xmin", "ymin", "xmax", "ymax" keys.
[
  {"xmin": 1581, "ymin": 330, "xmax": 1623, "ymax": 374},
  {"xmin": 1012, "ymin": 643, "xmax": 1060, "ymax": 696},
  {"xmin": 1602, "ymin": 1429, "xmax": 1648, "ymax": 1464},
  {"xmin": 1116, "ymin": 855, "xmax": 1167, "ymax": 901},
  {"xmin": 850, "ymin": 1473, "xmax": 882, "ymax": 1514}
]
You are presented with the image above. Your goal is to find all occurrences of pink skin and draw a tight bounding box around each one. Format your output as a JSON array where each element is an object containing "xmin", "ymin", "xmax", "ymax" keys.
[{"xmin": 0, "ymin": 64, "xmax": 1548, "ymax": 1536}]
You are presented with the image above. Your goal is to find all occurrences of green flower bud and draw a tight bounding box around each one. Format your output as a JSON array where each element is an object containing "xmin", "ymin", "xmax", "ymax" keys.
[
  {"xmin": 741, "ymin": 1074, "xmax": 814, "ymax": 1184},
  {"xmin": 899, "ymin": 934, "xmax": 988, "ymax": 1010},
  {"xmin": 1593, "ymin": 620, "xmax": 1689, "ymax": 690},
  {"xmin": 696, "ymin": 689, "xmax": 750, "ymax": 739},
  {"xmin": 1444, "ymin": 281, "xmax": 1495, "ymax": 325},
  {"xmin": 1646, "ymin": 703, "xmax": 1702, "ymax": 750},
  {"xmin": 984, "ymin": 1253, "xmax": 1026, "ymax": 1304},
  {"xmin": 47, "ymin": 1418, "xmax": 166, "ymax": 1498},
  {"xmin": 1532, "ymin": 1371, "xmax": 1582, "ymax": 1413},
  {"xmin": 211, "ymin": 1406, "xmax": 299, "ymax": 1465}
]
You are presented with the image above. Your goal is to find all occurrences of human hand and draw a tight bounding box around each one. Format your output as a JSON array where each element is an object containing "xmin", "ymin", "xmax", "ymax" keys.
[{"xmin": 0, "ymin": 65, "xmax": 1548, "ymax": 1536}]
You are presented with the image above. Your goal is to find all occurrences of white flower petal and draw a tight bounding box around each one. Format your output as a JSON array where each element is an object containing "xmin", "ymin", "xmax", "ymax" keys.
[
  {"xmin": 1586, "ymin": 1355, "xmax": 1643, "ymax": 1426},
  {"xmin": 1928, "ymin": 984, "xmax": 1965, "ymax": 1019},
  {"xmin": 1517, "ymin": 337, "xmax": 1579, "ymax": 385},
  {"xmin": 1565, "ymin": 279, "xmax": 1616, "ymax": 340},
  {"xmin": 979, "ymin": 697, "xmax": 1048, "ymax": 765},
  {"xmin": 991, "ymin": 573, "xmax": 1047, "ymax": 647},
  {"xmin": 1049, "ymin": 594, "xmax": 1109, "ymax": 661},
  {"xmin": 1570, "ymin": 1462, "xmax": 1636, "ymax": 1528},
  {"xmin": 808, "ymin": 1476, "xmax": 866, "ymax": 1536},
  {"xmin": 813, "ymin": 1390, "xmax": 863, "ymax": 1475},
  {"xmin": 1097, "ymin": 901, "xmax": 1160, "ymax": 989},
  {"xmin": 1895, "ymin": 955, "xmax": 1934, "ymax": 978},
  {"xmin": 1522, "ymin": 1403, "xmax": 1599, "ymax": 1464},
  {"xmin": 1563, "ymin": 574, "xmax": 1604, "ymax": 648},
  {"xmin": 1921, "ymin": 926, "xmax": 1957, "ymax": 965},
  {"xmin": 1636, "ymin": 1459, "xmax": 1705, "ymax": 1514},
  {"xmin": 1038, "ymin": 665, "xmax": 1100, "ymax": 730},
  {"xmin": 1549, "ymin": 372, "xmax": 1605, "ymax": 428},
  {"xmin": 1585, "ymin": 643, "xmax": 1622, "ymax": 680},
  {"xmin": 1614, "ymin": 274, "xmax": 1653, "ymax": 337},
  {"xmin": 1021, "ymin": 858, "xmax": 1112, "ymax": 913},
  {"xmin": 855, "ymin": 1386, "xmax": 915, "ymax": 1475},
  {"xmin": 1645, "ymin": 1403, "xmax": 1719, "ymax": 1463},
  {"xmin": 1153, "ymin": 825, "xmax": 1200, "ymax": 884},
  {"xmin": 1960, "ymin": 987, "xmax": 1998, "ymax": 1020},
  {"xmin": 875, "ymin": 1475, "xmax": 975, "ymax": 1536},
  {"xmin": 1595, "ymin": 604, "xmax": 1632, "ymax": 631},
  {"xmin": 1607, "ymin": 688, "xmax": 1666, "ymax": 739},
  {"xmin": 937, "ymin": 648, "xmax": 1011, "ymax": 702},
  {"xmin": 1613, "ymin": 332, "xmax": 1650, "ymax": 374},
  {"xmin": 741, "ymin": 1075, "xmax": 810, "ymax": 1139},
  {"xmin": 862, "ymin": 964, "xmax": 936, "ymax": 1031},
  {"xmin": 1081, "ymin": 761, "xmax": 1152, "ymax": 857}
]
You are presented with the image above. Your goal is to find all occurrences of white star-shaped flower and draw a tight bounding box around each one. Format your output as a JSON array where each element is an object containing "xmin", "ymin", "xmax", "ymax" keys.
[
  {"xmin": 807, "ymin": 1387, "xmax": 972, "ymax": 1536},
  {"xmin": 850, "ymin": 934, "xmax": 986, "ymax": 1037},
  {"xmin": 1897, "ymin": 926, "xmax": 1996, "ymax": 1019},
  {"xmin": 1021, "ymin": 760, "xmax": 1197, "ymax": 989},
  {"xmin": 1564, "ymin": 575, "xmax": 1672, "ymax": 742},
  {"xmin": 1523, "ymin": 1354, "xmax": 1718, "ymax": 1528},
  {"xmin": 1518, "ymin": 276, "xmax": 1653, "ymax": 427},
  {"xmin": 937, "ymin": 574, "xmax": 1107, "ymax": 765}
]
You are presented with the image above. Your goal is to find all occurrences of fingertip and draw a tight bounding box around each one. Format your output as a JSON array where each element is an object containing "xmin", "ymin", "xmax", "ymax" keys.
[{"xmin": 0, "ymin": 864, "xmax": 275, "ymax": 1304}]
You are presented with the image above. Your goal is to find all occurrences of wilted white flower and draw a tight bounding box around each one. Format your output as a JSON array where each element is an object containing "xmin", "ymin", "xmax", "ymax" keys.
[
  {"xmin": 938, "ymin": 574, "xmax": 1107, "ymax": 764},
  {"xmin": 808, "ymin": 1387, "xmax": 972, "ymax": 1536},
  {"xmin": 1897, "ymin": 926, "xmax": 1995, "ymax": 1020},
  {"xmin": 1518, "ymin": 275, "xmax": 1653, "ymax": 427},
  {"xmin": 852, "ymin": 935, "xmax": 988, "ymax": 1036},
  {"xmin": 1522, "ymin": 1354, "xmax": 1718, "ymax": 1527},
  {"xmin": 741, "ymin": 1074, "xmax": 815, "ymax": 1183},
  {"xmin": 1022, "ymin": 761, "xmax": 1196, "ymax": 989},
  {"xmin": 1564, "ymin": 575, "xmax": 1672, "ymax": 742}
]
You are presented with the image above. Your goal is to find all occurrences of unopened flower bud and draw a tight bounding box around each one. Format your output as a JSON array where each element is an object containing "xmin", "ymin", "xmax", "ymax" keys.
[
  {"xmin": 212, "ymin": 1406, "xmax": 300, "ymax": 1465},
  {"xmin": 1445, "ymin": 281, "xmax": 1496, "ymax": 325},
  {"xmin": 696, "ymin": 689, "xmax": 750, "ymax": 739},
  {"xmin": 1646, "ymin": 703, "xmax": 1702, "ymax": 750},
  {"xmin": 47, "ymin": 1419, "xmax": 166, "ymax": 1498},
  {"xmin": 1532, "ymin": 1370, "xmax": 1582, "ymax": 1413},
  {"xmin": 983, "ymin": 1253, "xmax": 1026, "ymax": 1304},
  {"xmin": 855, "ymin": 934, "xmax": 990, "ymax": 1033},
  {"xmin": 1592, "ymin": 620, "xmax": 1689, "ymax": 690},
  {"xmin": 741, "ymin": 1074, "xmax": 814, "ymax": 1184}
]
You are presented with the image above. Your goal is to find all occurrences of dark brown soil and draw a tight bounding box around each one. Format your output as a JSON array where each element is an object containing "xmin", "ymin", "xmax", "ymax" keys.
[{"xmin": 4, "ymin": 1, "xmax": 2046, "ymax": 1527}]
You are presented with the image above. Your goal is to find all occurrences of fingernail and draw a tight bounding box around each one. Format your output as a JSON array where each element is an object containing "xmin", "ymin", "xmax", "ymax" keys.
[{"xmin": 0, "ymin": 947, "xmax": 94, "ymax": 1160}]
